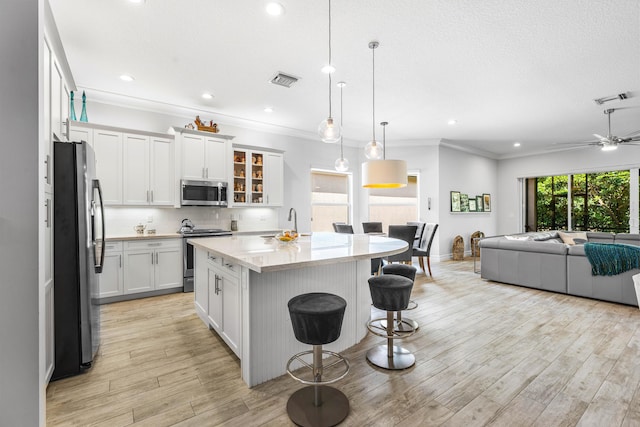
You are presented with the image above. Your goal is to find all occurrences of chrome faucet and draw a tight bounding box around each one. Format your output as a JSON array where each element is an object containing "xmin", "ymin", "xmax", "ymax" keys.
[{"xmin": 288, "ymin": 208, "xmax": 297, "ymax": 233}]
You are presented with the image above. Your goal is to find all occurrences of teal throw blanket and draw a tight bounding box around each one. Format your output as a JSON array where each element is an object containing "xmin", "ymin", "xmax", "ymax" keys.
[{"xmin": 584, "ymin": 243, "xmax": 640, "ymax": 276}]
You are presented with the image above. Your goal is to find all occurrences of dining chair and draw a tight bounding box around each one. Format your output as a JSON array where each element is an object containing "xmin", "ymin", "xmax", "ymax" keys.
[
  {"xmin": 334, "ymin": 224, "xmax": 354, "ymax": 234},
  {"xmin": 332, "ymin": 222, "xmax": 346, "ymax": 232},
  {"xmin": 406, "ymin": 221, "xmax": 426, "ymax": 250},
  {"xmin": 362, "ymin": 222, "xmax": 384, "ymax": 275},
  {"xmin": 362, "ymin": 222, "xmax": 383, "ymax": 234},
  {"xmin": 413, "ymin": 223, "xmax": 439, "ymax": 277},
  {"xmin": 387, "ymin": 225, "xmax": 418, "ymax": 264}
]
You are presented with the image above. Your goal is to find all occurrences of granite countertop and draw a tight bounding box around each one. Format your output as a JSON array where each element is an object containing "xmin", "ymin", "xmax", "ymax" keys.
[{"xmin": 188, "ymin": 232, "xmax": 407, "ymax": 273}]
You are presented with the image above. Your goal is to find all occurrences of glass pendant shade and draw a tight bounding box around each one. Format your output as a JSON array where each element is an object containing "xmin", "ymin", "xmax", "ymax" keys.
[
  {"xmin": 318, "ymin": 117, "xmax": 341, "ymax": 143},
  {"xmin": 362, "ymin": 159, "xmax": 408, "ymax": 188},
  {"xmin": 364, "ymin": 140, "xmax": 384, "ymax": 159},
  {"xmin": 334, "ymin": 157, "xmax": 349, "ymax": 172}
]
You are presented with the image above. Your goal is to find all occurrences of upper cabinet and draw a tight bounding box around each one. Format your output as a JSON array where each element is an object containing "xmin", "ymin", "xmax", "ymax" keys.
[
  {"xmin": 232, "ymin": 146, "xmax": 284, "ymax": 207},
  {"xmin": 176, "ymin": 128, "xmax": 233, "ymax": 181},
  {"xmin": 71, "ymin": 123, "xmax": 176, "ymax": 206}
]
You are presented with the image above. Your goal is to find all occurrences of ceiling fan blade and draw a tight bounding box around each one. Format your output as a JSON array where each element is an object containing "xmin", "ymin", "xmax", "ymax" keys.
[
  {"xmin": 593, "ymin": 133, "xmax": 608, "ymax": 142},
  {"xmin": 621, "ymin": 136, "xmax": 640, "ymax": 143}
]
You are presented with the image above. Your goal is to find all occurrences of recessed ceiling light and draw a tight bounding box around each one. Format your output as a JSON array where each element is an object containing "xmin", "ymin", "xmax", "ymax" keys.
[
  {"xmin": 266, "ymin": 2, "xmax": 285, "ymax": 16},
  {"xmin": 264, "ymin": 107, "xmax": 274, "ymax": 113},
  {"xmin": 119, "ymin": 74, "xmax": 135, "ymax": 82},
  {"xmin": 447, "ymin": 119, "xmax": 457, "ymax": 125},
  {"xmin": 321, "ymin": 64, "xmax": 336, "ymax": 74},
  {"xmin": 513, "ymin": 142, "xmax": 521, "ymax": 147},
  {"xmin": 201, "ymin": 93, "xmax": 213, "ymax": 100}
]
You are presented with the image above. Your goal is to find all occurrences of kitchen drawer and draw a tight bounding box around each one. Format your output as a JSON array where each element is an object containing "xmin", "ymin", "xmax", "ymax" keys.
[
  {"xmin": 206, "ymin": 252, "xmax": 223, "ymax": 266},
  {"xmin": 207, "ymin": 255, "xmax": 240, "ymax": 279},
  {"xmin": 125, "ymin": 238, "xmax": 181, "ymax": 251},
  {"xmin": 220, "ymin": 259, "xmax": 240, "ymax": 279},
  {"xmin": 104, "ymin": 241, "xmax": 123, "ymax": 253}
]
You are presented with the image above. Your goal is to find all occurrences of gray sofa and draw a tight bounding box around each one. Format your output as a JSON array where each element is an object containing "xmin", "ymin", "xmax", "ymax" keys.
[{"xmin": 480, "ymin": 231, "xmax": 640, "ymax": 306}]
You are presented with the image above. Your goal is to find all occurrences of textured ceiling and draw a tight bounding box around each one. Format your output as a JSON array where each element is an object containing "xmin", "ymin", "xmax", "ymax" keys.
[{"xmin": 50, "ymin": 0, "xmax": 640, "ymax": 158}]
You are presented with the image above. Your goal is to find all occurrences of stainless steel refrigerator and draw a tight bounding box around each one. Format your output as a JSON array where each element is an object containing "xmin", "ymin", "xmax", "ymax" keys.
[{"xmin": 52, "ymin": 140, "xmax": 105, "ymax": 380}]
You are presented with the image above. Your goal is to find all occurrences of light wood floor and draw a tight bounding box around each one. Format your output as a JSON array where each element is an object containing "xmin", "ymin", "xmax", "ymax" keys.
[{"xmin": 47, "ymin": 259, "xmax": 640, "ymax": 426}]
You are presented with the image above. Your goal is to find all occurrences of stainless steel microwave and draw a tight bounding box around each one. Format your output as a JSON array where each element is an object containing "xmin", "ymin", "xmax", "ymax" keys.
[{"xmin": 180, "ymin": 180, "xmax": 228, "ymax": 206}]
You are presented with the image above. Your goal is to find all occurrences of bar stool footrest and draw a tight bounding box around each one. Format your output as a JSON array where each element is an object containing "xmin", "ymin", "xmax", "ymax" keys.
[
  {"xmin": 286, "ymin": 349, "xmax": 350, "ymax": 386},
  {"xmin": 367, "ymin": 316, "xmax": 417, "ymax": 339}
]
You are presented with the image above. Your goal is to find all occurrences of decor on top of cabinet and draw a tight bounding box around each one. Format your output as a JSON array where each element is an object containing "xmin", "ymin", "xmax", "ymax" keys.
[
  {"xmin": 79, "ymin": 91, "xmax": 88, "ymax": 122},
  {"xmin": 194, "ymin": 116, "xmax": 219, "ymax": 133},
  {"xmin": 69, "ymin": 91, "xmax": 77, "ymax": 121}
]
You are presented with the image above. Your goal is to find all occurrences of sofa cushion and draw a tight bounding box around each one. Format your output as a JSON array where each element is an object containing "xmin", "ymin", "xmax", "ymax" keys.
[
  {"xmin": 505, "ymin": 235, "xmax": 532, "ymax": 241},
  {"xmin": 615, "ymin": 234, "xmax": 640, "ymax": 246},
  {"xmin": 568, "ymin": 245, "xmax": 586, "ymax": 256},
  {"xmin": 497, "ymin": 239, "xmax": 568, "ymax": 254},
  {"xmin": 558, "ymin": 231, "xmax": 588, "ymax": 245},
  {"xmin": 586, "ymin": 232, "xmax": 615, "ymax": 243}
]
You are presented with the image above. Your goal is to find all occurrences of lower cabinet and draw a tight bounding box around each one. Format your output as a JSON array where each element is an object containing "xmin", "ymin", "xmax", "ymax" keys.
[
  {"xmin": 194, "ymin": 249, "xmax": 241, "ymax": 357},
  {"xmin": 124, "ymin": 239, "xmax": 182, "ymax": 294},
  {"xmin": 99, "ymin": 238, "xmax": 182, "ymax": 299},
  {"xmin": 99, "ymin": 242, "xmax": 124, "ymax": 298}
]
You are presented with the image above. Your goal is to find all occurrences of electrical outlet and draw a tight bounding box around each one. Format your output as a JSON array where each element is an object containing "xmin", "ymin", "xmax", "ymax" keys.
[{"xmin": 146, "ymin": 216, "xmax": 153, "ymax": 223}]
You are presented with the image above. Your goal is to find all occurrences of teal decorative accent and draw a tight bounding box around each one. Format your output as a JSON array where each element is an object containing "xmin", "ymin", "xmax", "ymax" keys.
[
  {"xmin": 69, "ymin": 91, "xmax": 77, "ymax": 121},
  {"xmin": 79, "ymin": 90, "xmax": 88, "ymax": 122},
  {"xmin": 584, "ymin": 242, "xmax": 640, "ymax": 276}
]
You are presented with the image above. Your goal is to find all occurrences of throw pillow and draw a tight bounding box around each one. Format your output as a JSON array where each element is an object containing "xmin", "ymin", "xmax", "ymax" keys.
[
  {"xmin": 558, "ymin": 231, "xmax": 588, "ymax": 245},
  {"xmin": 504, "ymin": 235, "xmax": 531, "ymax": 241}
]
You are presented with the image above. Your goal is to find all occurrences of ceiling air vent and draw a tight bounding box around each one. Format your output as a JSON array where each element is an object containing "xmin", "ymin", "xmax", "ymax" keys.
[{"xmin": 270, "ymin": 72, "xmax": 299, "ymax": 88}]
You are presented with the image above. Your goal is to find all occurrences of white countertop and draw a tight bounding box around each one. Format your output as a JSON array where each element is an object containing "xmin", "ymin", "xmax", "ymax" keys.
[
  {"xmin": 188, "ymin": 232, "xmax": 407, "ymax": 273},
  {"xmin": 105, "ymin": 229, "xmax": 280, "ymax": 241}
]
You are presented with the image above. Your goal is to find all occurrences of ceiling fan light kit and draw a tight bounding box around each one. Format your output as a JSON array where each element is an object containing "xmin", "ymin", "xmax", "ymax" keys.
[{"xmin": 317, "ymin": 0, "xmax": 341, "ymax": 143}]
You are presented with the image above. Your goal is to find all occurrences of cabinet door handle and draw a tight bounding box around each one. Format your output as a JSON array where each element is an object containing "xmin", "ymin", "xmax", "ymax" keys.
[
  {"xmin": 45, "ymin": 199, "xmax": 51, "ymax": 228},
  {"xmin": 202, "ymin": 167, "xmax": 205, "ymax": 178},
  {"xmin": 44, "ymin": 155, "xmax": 50, "ymax": 184},
  {"xmin": 155, "ymin": 253, "xmax": 158, "ymax": 264},
  {"xmin": 151, "ymin": 253, "xmax": 154, "ymax": 264},
  {"xmin": 151, "ymin": 190, "xmax": 154, "ymax": 203},
  {"xmin": 206, "ymin": 167, "xmax": 209, "ymax": 178},
  {"xmin": 148, "ymin": 243, "xmax": 162, "ymax": 247},
  {"xmin": 119, "ymin": 254, "xmax": 122, "ymax": 268},
  {"xmin": 224, "ymin": 263, "xmax": 234, "ymax": 271},
  {"xmin": 146, "ymin": 190, "xmax": 150, "ymax": 202}
]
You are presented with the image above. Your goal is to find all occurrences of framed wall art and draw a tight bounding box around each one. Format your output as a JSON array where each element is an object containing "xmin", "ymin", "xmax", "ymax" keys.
[
  {"xmin": 476, "ymin": 195, "xmax": 483, "ymax": 212},
  {"xmin": 469, "ymin": 198, "xmax": 477, "ymax": 212},
  {"xmin": 483, "ymin": 193, "xmax": 491, "ymax": 212},
  {"xmin": 460, "ymin": 194, "xmax": 469, "ymax": 212},
  {"xmin": 450, "ymin": 191, "xmax": 461, "ymax": 212}
]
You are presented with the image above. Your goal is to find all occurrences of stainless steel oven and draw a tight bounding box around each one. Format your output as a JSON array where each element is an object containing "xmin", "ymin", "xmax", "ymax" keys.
[
  {"xmin": 181, "ymin": 179, "xmax": 228, "ymax": 206},
  {"xmin": 180, "ymin": 229, "xmax": 232, "ymax": 292}
]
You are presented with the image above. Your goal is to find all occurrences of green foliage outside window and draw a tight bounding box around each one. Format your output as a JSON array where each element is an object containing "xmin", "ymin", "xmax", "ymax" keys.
[{"xmin": 534, "ymin": 171, "xmax": 630, "ymax": 233}]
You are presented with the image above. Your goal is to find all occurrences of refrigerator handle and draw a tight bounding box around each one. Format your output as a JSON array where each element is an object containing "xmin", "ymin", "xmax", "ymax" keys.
[{"xmin": 93, "ymin": 179, "xmax": 106, "ymax": 274}]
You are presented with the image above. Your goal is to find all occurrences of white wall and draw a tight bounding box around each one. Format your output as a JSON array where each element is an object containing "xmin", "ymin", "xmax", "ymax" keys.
[
  {"xmin": 438, "ymin": 146, "xmax": 498, "ymax": 258},
  {"xmin": 0, "ymin": 0, "xmax": 41, "ymax": 424},
  {"xmin": 79, "ymin": 101, "xmax": 363, "ymax": 234},
  {"xmin": 497, "ymin": 146, "xmax": 640, "ymax": 234}
]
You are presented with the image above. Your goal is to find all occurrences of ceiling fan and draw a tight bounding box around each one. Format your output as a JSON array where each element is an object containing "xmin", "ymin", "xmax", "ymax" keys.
[{"xmin": 591, "ymin": 108, "xmax": 640, "ymax": 151}]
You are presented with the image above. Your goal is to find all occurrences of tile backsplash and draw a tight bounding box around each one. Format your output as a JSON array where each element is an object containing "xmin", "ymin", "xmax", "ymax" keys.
[{"xmin": 104, "ymin": 206, "xmax": 279, "ymax": 236}]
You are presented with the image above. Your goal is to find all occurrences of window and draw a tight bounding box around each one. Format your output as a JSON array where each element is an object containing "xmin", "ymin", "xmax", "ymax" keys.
[
  {"xmin": 526, "ymin": 170, "xmax": 630, "ymax": 233},
  {"xmin": 310, "ymin": 169, "xmax": 351, "ymax": 232},
  {"xmin": 368, "ymin": 174, "xmax": 419, "ymax": 231}
]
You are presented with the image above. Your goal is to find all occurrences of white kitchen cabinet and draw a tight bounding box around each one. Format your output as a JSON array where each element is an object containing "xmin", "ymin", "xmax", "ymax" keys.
[
  {"xmin": 205, "ymin": 257, "xmax": 241, "ymax": 356},
  {"xmin": 123, "ymin": 134, "xmax": 175, "ymax": 206},
  {"xmin": 150, "ymin": 136, "xmax": 175, "ymax": 205},
  {"xmin": 93, "ymin": 130, "xmax": 123, "ymax": 205},
  {"xmin": 232, "ymin": 147, "xmax": 284, "ymax": 207},
  {"xmin": 124, "ymin": 239, "xmax": 182, "ymax": 294},
  {"xmin": 69, "ymin": 126, "xmax": 93, "ymax": 148},
  {"xmin": 194, "ymin": 249, "xmax": 241, "ymax": 357},
  {"xmin": 123, "ymin": 134, "xmax": 150, "ymax": 205},
  {"xmin": 181, "ymin": 132, "xmax": 229, "ymax": 181},
  {"xmin": 194, "ymin": 249, "xmax": 208, "ymax": 322},
  {"xmin": 99, "ymin": 242, "xmax": 124, "ymax": 298},
  {"xmin": 264, "ymin": 152, "xmax": 284, "ymax": 206},
  {"xmin": 43, "ymin": 196, "xmax": 54, "ymax": 383}
]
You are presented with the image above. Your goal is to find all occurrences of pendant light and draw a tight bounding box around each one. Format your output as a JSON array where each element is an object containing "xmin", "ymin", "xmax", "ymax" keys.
[
  {"xmin": 335, "ymin": 81, "xmax": 349, "ymax": 171},
  {"xmin": 317, "ymin": 0, "xmax": 341, "ymax": 143},
  {"xmin": 363, "ymin": 42, "xmax": 383, "ymax": 159},
  {"xmin": 362, "ymin": 42, "xmax": 407, "ymax": 189}
]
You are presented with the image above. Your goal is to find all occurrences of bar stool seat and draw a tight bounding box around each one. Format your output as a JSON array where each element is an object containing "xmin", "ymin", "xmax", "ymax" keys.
[
  {"xmin": 286, "ymin": 293, "xmax": 350, "ymax": 427},
  {"xmin": 380, "ymin": 264, "xmax": 419, "ymax": 333},
  {"xmin": 367, "ymin": 275, "xmax": 416, "ymax": 370}
]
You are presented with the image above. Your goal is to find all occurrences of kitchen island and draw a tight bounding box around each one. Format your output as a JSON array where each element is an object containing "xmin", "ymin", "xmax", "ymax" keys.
[{"xmin": 189, "ymin": 232, "xmax": 407, "ymax": 387}]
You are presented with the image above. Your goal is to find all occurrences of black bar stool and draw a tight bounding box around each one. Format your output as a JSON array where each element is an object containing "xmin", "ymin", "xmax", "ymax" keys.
[
  {"xmin": 286, "ymin": 293, "xmax": 350, "ymax": 427},
  {"xmin": 381, "ymin": 264, "xmax": 419, "ymax": 332},
  {"xmin": 367, "ymin": 275, "xmax": 416, "ymax": 370}
]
